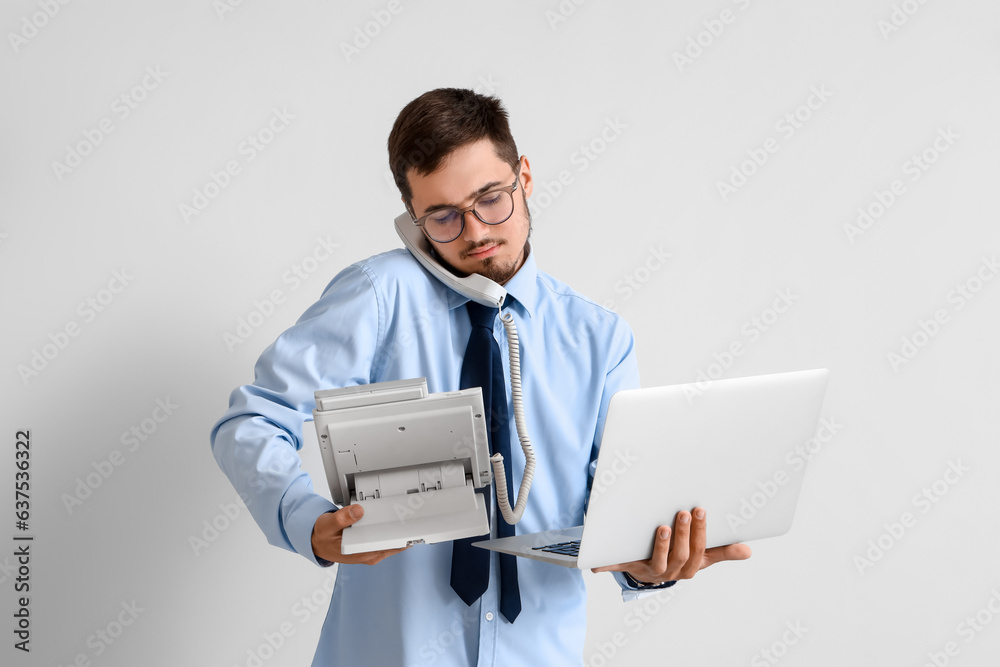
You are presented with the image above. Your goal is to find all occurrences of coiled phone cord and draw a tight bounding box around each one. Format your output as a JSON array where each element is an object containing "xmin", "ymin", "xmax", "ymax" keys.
[{"xmin": 490, "ymin": 309, "xmax": 536, "ymax": 525}]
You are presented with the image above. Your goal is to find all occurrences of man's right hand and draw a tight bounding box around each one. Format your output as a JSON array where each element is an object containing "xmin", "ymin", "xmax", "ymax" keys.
[{"xmin": 311, "ymin": 504, "xmax": 410, "ymax": 565}]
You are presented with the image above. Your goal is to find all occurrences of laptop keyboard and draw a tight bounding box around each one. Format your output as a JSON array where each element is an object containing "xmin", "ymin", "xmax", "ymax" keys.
[{"xmin": 532, "ymin": 540, "xmax": 580, "ymax": 556}]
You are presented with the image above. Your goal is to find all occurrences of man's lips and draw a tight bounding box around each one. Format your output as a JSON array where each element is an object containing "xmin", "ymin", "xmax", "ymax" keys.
[{"xmin": 467, "ymin": 243, "xmax": 500, "ymax": 259}]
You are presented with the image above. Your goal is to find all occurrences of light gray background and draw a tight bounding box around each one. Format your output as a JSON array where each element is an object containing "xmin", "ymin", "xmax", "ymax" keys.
[{"xmin": 2, "ymin": 1, "xmax": 998, "ymax": 665}]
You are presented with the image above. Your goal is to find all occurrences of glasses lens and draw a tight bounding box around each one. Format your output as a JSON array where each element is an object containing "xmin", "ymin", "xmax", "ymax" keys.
[
  {"xmin": 424, "ymin": 209, "xmax": 462, "ymax": 242},
  {"xmin": 474, "ymin": 190, "xmax": 514, "ymax": 224}
]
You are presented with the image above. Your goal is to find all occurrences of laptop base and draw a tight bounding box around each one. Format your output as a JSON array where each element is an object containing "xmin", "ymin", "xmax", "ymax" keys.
[{"xmin": 473, "ymin": 526, "xmax": 583, "ymax": 568}]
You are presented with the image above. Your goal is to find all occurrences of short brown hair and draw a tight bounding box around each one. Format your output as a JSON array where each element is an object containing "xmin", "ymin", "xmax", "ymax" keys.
[{"xmin": 387, "ymin": 88, "xmax": 519, "ymax": 205}]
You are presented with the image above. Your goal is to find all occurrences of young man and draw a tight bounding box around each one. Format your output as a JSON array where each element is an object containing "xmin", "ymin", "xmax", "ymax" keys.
[{"xmin": 210, "ymin": 88, "xmax": 749, "ymax": 666}]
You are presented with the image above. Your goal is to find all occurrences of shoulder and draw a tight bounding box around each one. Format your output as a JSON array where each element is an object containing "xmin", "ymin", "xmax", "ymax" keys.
[
  {"xmin": 536, "ymin": 268, "xmax": 630, "ymax": 335},
  {"xmin": 304, "ymin": 248, "xmax": 452, "ymax": 331},
  {"xmin": 530, "ymin": 267, "xmax": 635, "ymax": 366},
  {"xmin": 353, "ymin": 247, "xmax": 427, "ymax": 281},
  {"xmin": 319, "ymin": 248, "xmax": 443, "ymax": 301},
  {"xmin": 332, "ymin": 248, "xmax": 424, "ymax": 285}
]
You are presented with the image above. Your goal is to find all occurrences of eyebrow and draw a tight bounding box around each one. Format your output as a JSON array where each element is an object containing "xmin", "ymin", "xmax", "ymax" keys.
[{"xmin": 421, "ymin": 179, "xmax": 505, "ymax": 214}]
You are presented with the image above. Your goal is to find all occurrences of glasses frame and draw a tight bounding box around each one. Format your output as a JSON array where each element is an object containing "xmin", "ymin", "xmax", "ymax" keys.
[{"xmin": 408, "ymin": 165, "xmax": 521, "ymax": 243}]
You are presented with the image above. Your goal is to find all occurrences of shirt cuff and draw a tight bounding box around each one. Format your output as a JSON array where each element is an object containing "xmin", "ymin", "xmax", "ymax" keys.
[
  {"xmin": 622, "ymin": 571, "xmax": 677, "ymax": 590},
  {"xmin": 613, "ymin": 571, "xmax": 676, "ymax": 601},
  {"xmin": 285, "ymin": 494, "xmax": 340, "ymax": 567}
]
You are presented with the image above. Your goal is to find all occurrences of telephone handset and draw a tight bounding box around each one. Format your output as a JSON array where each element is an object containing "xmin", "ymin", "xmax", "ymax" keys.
[
  {"xmin": 394, "ymin": 211, "xmax": 507, "ymax": 308},
  {"xmin": 394, "ymin": 212, "xmax": 535, "ymax": 525}
]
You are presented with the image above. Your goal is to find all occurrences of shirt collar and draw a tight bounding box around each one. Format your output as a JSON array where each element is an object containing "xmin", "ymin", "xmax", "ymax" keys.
[{"xmin": 445, "ymin": 242, "xmax": 538, "ymax": 318}]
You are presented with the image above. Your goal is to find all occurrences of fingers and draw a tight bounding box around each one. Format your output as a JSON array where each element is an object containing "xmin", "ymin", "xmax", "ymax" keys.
[
  {"xmin": 311, "ymin": 505, "xmax": 410, "ymax": 566},
  {"xmin": 351, "ymin": 545, "xmax": 410, "ymax": 566},
  {"xmin": 704, "ymin": 542, "xmax": 752, "ymax": 567},
  {"xmin": 593, "ymin": 526, "xmax": 672, "ymax": 575},
  {"xmin": 678, "ymin": 507, "xmax": 707, "ymax": 578},
  {"xmin": 647, "ymin": 525, "xmax": 671, "ymax": 575},
  {"xmin": 594, "ymin": 508, "xmax": 749, "ymax": 582},
  {"xmin": 591, "ymin": 559, "xmax": 643, "ymax": 574},
  {"xmin": 329, "ymin": 504, "xmax": 365, "ymax": 531},
  {"xmin": 667, "ymin": 511, "xmax": 691, "ymax": 576},
  {"xmin": 662, "ymin": 507, "xmax": 707, "ymax": 580}
]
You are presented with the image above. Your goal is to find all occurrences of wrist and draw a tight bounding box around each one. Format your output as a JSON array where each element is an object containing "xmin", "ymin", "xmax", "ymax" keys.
[
  {"xmin": 623, "ymin": 571, "xmax": 675, "ymax": 590},
  {"xmin": 623, "ymin": 571, "xmax": 651, "ymax": 587},
  {"xmin": 311, "ymin": 510, "xmax": 338, "ymax": 565}
]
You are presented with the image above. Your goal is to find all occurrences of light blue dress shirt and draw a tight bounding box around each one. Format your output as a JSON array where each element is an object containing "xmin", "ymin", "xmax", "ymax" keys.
[{"xmin": 210, "ymin": 245, "xmax": 667, "ymax": 666}]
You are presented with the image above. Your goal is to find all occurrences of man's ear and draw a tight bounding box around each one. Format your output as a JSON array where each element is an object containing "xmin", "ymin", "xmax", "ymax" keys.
[{"xmin": 519, "ymin": 155, "xmax": 533, "ymax": 198}]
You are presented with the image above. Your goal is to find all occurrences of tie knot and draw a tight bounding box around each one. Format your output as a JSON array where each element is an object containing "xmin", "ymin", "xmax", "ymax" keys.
[{"xmin": 466, "ymin": 301, "xmax": 497, "ymax": 329}]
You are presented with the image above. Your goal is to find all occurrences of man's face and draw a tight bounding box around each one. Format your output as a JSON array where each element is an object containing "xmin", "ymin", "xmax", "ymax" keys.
[{"xmin": 406, "ymin": 138, "xmax": 533, "ymax": 286}]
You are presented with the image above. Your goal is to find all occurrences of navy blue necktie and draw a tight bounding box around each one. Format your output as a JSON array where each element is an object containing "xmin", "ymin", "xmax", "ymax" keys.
[{"xmin": 450, "ymin": 301, "xmax": 521, "ymax": 623}]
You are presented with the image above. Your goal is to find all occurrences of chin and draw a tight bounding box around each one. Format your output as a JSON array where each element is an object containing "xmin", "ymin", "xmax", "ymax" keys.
[{"xmin": 475, "ymin": 257, "xmax": 518, "ymax": 285}]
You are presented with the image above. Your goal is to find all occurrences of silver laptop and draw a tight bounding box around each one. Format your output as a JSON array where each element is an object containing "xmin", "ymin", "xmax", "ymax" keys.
[{"xmin": 473, "ymin": 368, "xmax": 830, "ymax": 569}]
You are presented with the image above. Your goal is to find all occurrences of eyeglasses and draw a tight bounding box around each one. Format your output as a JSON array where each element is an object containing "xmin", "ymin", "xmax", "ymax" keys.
[{"xmin": 409, "ymin": 166, "xmax": 521, "ymax": 243}]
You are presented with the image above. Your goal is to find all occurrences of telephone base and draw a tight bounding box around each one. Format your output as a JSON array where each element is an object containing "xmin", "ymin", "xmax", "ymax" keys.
[{"xmin": 341, "ymin": 482, "xmax": 489, "ymax": 554}]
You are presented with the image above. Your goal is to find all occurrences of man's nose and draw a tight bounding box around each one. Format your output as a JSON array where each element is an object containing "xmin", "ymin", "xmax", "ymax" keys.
[{"xmin": 461, "ymin": 210, "xmax": 491, "ymax": 241}]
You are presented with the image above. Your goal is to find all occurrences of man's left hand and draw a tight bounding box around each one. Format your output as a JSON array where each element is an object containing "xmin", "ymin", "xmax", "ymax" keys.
[{"xmin": 590, "ymin": 507, "xmax": 751, "ymax": 585}]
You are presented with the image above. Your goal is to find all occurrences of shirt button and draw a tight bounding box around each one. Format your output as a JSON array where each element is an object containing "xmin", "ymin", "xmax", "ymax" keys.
[{"xmin": 485, "ymin": 612, "xmax": 495, "ymax": 621}]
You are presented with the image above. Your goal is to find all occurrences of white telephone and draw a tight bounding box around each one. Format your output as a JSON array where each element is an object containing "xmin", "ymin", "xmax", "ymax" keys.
[{"xmin": 395, "ymin": 211, "xmax": 536, "ymax": 525}]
